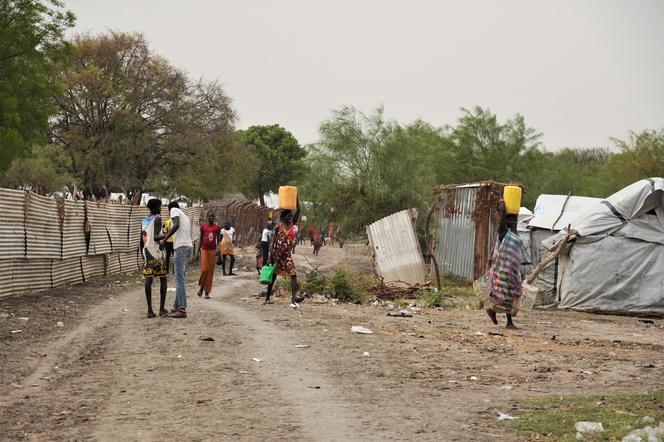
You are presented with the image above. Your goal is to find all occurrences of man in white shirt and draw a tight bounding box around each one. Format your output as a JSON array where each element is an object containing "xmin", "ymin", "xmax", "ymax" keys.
[{"xmin": 162, "ymin": 201, "xmax": 192, "ymax": 318}]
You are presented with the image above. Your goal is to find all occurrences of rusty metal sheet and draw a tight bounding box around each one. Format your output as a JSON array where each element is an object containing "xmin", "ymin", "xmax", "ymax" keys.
[
  {"xmin": 62, "ymin": 200, "xmax": 87, "ymax": 258},
  {"xmin": 106, "ymin": 204, "xmax": 132, "ymax": 252},
  {"xmin": 106, "ymin": 253, "xmax": 122, "ymax": 274},
  {"xmin": 10, "ymin": 258, "xmax": 53, "ymax": 294},
  {"xmin": 119, "ymin": 250, "xmax": 140, "ymax": 273},
  {"xmin": 82, "ymin": 255, "xmax": 105, "ymax": 281},
  {"xmin": 52, "ymin": 257, "xmax": 84, "ymax": 287},
  {"xmin": 86, "ymin": 201, "xmax": 112, "ymax": 255},
  {"xmin": 0, "ymin": 259, "xmax": 13, "ymax": 297},
  {"xmin": 367, "ymin": 209, "xmax": 426, "ymax": 285},
  {"xmin": 129, "ymin": 206, "xmax": 149, "ymax": 251},
  {"xmin": 25, "ymin": 192, "xmax": 62, "ymax": 259},
  {"xmin": 435, "ymin": 187, "xmax": 477, "ymax": 280},
  {"xmin": 0, "ymin": 188, "xmax": 26, "ymax": 259}
]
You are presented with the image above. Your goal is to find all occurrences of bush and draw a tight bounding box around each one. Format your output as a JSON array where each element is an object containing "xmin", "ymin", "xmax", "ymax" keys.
[
  {"xmin": 330, "ymin": 268, "xmax": 367, "ymax": 304},
  {"xmin": 302, "ymin": 270, "xmax": 328, "ymax": 295},
  {"xmin": 417, "ymin": 288, "xmax": 443, "ymax": 307}
]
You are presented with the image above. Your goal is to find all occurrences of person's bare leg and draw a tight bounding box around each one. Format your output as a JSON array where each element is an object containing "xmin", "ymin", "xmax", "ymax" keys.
[
  {"xmin": 159, "ymin": 277, "xmax": 168, "ymax": 316},
  {"xmin": 485, "ymin": 309, "xmax": 498, "ymax": 325},
  {"xmin": 228, "ymin": 256, "xmax": 236, "ymax": 275},
  {"xmin": 506, "ymin": 313, "xmax": 518, "ymax": 329},
  {"xmin": 264, "ymin": 272, "xmax": 277, "ymax": 304},
  {"xmin": 145, "ymin": 277, "xmax": 155, "ymax": 318}
]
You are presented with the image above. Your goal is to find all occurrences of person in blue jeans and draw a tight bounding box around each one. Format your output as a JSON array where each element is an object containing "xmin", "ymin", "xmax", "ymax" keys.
[{"xmin": 161, "ymin": 201, "xmax": 193, "ymax": 318}]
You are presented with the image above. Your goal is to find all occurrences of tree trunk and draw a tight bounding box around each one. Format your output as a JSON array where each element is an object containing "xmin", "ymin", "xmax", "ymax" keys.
[{"xmin": 259, "ymin": 187, "xmax": 266, "ymax": 206}]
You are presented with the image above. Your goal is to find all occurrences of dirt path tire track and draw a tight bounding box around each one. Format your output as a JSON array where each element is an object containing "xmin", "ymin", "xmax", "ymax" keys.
[{"xmin": 206, "ymin": 272, "xmax": 367, "ymax": 441}]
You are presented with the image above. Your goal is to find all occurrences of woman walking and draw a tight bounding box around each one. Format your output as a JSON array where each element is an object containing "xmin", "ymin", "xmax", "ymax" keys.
[
  {"xmin": 312, "ymin": 230, "xmax": 323, "ymax": 255},
  {"xmin": 264, "ymin": 202, "xmax": 303, "ymax": 308},
  {"xmin": 485, "ymin": 200, "xmax": 524, "ymax": 329},
  {"xmin": 197, "ymin": 212, "xmax": 221, "ymax": 299},
  {"xmin": 220, "ymin": 222, "xmax": 236, "ymax": 276}
]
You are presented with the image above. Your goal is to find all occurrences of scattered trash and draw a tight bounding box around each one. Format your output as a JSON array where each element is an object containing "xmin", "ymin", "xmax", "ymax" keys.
[
  {"xmin": 639, "ymin": 319, "xmax": 655, "ymax": 325},
  {"xmin": 18, "ymin": 317, "xmax": 29, "ymax": 321},
  {"xmin": 167, "ymin": 288, "xmax": 176, "ymax": 292},
  {"xmin": 307, "ymin": 386, "xmax": 321, "ymax": 389},
  {"xmin": 56, "ymin": 321, "xmax": 64, "ymax": 327},
  {"xmin": 488, "ymin": 331, "xmax": 504, "ymax": 336},
  {"xmin": 501, "ymin": 385, "xmax": 513, "ymax": 390},
  {"xmin": 10, "ymin": 330, "xmax": 22, "ymax": 334},
  {"xmin": 200, "ymin": 337, "xmax": 215, "ymax": 342},
  {"xmin": 622, "ymin": 422, "xmax": 664, "ymax": 442},
  {"xmin": 475, "ymin": 331, "xmax": 487, "ymax": 336},
  {"xmin": 122, "ymin": 309, "xmax": 128, "ymax": 313},
  {"xmin": 448, "ymin": 380, "xmax": 457, "ymax": 384},
  {"xmin": 351, "ymin": 325, "xmax": 373, "ymax": 334},
  {"xmin": 363, "ymin": 351, "xmax": 370, "ymax": 357},
  {"xmin": 295, "ymin": 344, "xmax": 310, "ymax": 348},
  {"xmin": 575, "ymin": 421, "xmax": 604, "ymax": 439},
  {"xmin": 387, "ymin": 310, "xmax": 413, "ymax": 318},
  {"xmin": 239, "ymin": 370, "xmax": 248, "ymax": 374},
  {"xmin": 251, "ymin": 358, "xmax": 262, "ymax": 363},
  {"xmin": 581, "ymin": 370, "xmax": 593, "ymax": 375},
  {"xmin": 177, "ymin": 354, "xmax": 182, "ymax": 359},
  {"xmin": 469, "ymin": 376, "xmax": 479, "ymax": 381},
  {"xmin": 496, "ymin": 411, "xmax": 517, "ymax": 420},
  {"xmin": 551, "ymin": 335, "xmax": 557, "ymax": 341},
  {"xmin": 11, "ymin": 383, "xmax": 22, "ymax": 388}
]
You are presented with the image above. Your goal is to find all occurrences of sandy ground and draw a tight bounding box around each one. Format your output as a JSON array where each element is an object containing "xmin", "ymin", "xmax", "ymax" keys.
[{"xmin": 1, "ymin": 243, "xmax": 662, "ymax": 441}]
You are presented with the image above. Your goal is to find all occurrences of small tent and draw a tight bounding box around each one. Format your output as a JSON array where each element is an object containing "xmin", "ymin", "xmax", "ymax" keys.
[
  {"xmin": 525, "ymin": 194, "xmax": 602, "ymax": 303},
  {"xmin": 544, "ymin": 178, "xmax": 664, "ymax": 316}
]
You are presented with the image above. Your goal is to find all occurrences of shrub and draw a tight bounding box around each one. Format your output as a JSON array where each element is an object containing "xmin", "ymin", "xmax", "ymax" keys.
[
  {"xmin": 302, "ymin": 270, "xmax": 329, "ymax": 295},
  {"xmin": 330, "ymin": 268, "xmax": 367, "ymax": 303},
  {"xmin": 417, "ymin": 288, "xmax": 443, "ymax": 307}
]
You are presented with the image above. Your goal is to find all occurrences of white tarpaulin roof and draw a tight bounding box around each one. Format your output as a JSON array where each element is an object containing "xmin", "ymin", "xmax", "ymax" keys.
[
  {"xmin": 547, "ymin": 178, "xmax": 664, "ymax": 316},
  {"xmin": 529, "ymin": 194, "xmax": 602, "ymax": 231}
]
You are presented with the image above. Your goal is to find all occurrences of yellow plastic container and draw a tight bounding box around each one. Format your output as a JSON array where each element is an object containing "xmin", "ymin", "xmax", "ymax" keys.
[
  {"xmin": 278, "ymin": 186, "xmax": 298, "ymax": 210},
  {"xmin": 503, "ymin": 186, "xmax": 522, "ymax": 215}
]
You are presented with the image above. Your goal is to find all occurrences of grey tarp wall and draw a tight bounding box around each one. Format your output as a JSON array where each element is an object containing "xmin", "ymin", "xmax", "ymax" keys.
[{"xmin": 545, "ymin": 178, "xmax": 664, "ymax": 316}]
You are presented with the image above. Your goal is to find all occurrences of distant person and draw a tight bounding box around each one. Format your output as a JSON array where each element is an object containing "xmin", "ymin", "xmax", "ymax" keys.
[
  {"xmin": 292, "ymin": 223, "xmax": 300, "ymax": 253},
  {"xmin": 255, "ymin": 242, "xmax": 263, "ymax": 275},
  {"xmin": 197, "ymin": 211, "xmax": 221, "ymax": 299},
  {"xmin": 162, "ymin": 201, "xmax": 192, "ymax": 318},
  {"xmin": 328, "ymin": 222, "xmax": 336, "ymax": 247},
  {"xmin": 162, "ymin": 218, "xmax": 175, "ymax": 273},
  {"xmin": 265, "ymin": 200, "xmax": 304, "ymax": 308},
  {"xmin": 260, "ymin": 221, "xmax": 273, "ymax": 268},
  {"xmin": 312, "ymin": 230, "xmax": 323, "ymax": 256},
  {"xmin": 485, "ymin": 200, "xmax": 524, "ymax": 330},
  {"xmin": 220, "ymin": 222, "xmax": 236, "ymax": 276},
  {"xmin": 141, "ymin": 199, "xmax": 168, "ymax": 318}
]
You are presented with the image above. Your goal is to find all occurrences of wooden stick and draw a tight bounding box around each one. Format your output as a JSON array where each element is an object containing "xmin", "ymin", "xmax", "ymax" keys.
[{"xmin": 526, "ymin": 225, "xmax": 577, "ymax": 285}]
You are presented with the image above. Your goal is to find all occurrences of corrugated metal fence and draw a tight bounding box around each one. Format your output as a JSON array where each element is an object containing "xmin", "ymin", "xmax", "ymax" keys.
[
  {"xmin": 0, "ymin": 188, "xmax": 203, "ymax": 298},
  {"xmin": 209, "ymin": 201, "xmax": 271, "ymax": 247},
  {"xmin": 366, "ymin": 209, "xmax": 427, "ymax": 285}
]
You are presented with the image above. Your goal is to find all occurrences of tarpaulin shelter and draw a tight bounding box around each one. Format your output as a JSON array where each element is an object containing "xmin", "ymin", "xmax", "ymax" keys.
[
  {"xmin": 543, "ymin": 178, "xmax": 664, "ymax": 316},
  {"xmin": 524, "ymin": 194, "xmax": 601, "ymax": 303}
]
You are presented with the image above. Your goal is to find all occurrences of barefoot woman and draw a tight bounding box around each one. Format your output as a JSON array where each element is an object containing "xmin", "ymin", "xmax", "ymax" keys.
[{"xmin": 485, "ymin": 200, "xmax": 524, "ymax": 329}]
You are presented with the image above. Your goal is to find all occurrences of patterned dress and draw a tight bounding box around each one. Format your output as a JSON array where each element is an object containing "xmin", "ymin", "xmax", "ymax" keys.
[
  {"xmin": 142, "ymin": 215, "xmax": 167, "ymax": 278},
  {"xmin": 487, "ymin": 230, "xmax": 523, "ymax": 314},
  {"xmin": 272, "ymin": 223, "xmax": 297, "ymax": 276}
]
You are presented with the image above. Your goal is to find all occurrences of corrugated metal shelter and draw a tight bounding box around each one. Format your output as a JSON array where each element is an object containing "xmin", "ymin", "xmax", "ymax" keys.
[
  {"xmin": 366, "ymin": 209, "xmax": 426, "ymax": 285},
  {"xmin": 432, "ymin": 182, "xmax": 507, "ymax": 281}
]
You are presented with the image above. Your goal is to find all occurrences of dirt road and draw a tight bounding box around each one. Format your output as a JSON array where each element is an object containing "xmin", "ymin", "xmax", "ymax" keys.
[{"xmin": 1, "ymin": 244, "xmax": 663, "ymax": 441}]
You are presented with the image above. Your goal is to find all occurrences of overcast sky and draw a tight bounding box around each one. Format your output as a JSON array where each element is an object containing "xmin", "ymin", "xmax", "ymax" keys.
[{"xmin": 65, "ymin": 0, "xmax": 663, "ymax": 150}]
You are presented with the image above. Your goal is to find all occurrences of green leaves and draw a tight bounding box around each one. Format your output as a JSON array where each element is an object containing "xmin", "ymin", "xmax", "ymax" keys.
[{"xmin": 236, "ymin": 124, "xmax": 307, "ymax": 204}]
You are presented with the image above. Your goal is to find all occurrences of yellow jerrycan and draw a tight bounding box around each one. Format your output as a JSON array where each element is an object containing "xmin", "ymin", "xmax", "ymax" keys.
[
  {"xmin": 278, "ymin": 186, "xmax": 298, "ymax": 211},
  {"xmin": 503, "ymin": 185, "xmax": 522, "ymax": 215}
]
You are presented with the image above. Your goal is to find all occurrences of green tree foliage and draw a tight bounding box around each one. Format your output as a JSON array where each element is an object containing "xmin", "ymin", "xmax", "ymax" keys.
[
  {"xmin": 0, "ymin": 0, "xmax": 75, "ymax": 174},
  {"xmin": 236, "ymin": 124, "xmax": 307, "ymax": 205},
  {"xmin": 2, "ymin": 144, "xmax": 74, "ymax": 194},
  {"xmin": 50, "ymin": 31, "xmax": 252, "ymax": 199},
  {"xmin": 302, "ymin": 104, "xmax": 663, "ymax": 235}
]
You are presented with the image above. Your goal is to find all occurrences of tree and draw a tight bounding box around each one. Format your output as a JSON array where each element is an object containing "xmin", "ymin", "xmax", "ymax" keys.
[
  {"xmin": 236, "ymin": 124, "xmax": 306, "ymax": 205},
  {"xmin": 0, "ymin": 0, "xmax": 75, "ymax": 174},
  {"xmin": 3, "ymin": 144, "xmax": 74, "ymax": 194},
  {"xmin": 50, "ymin": 32, "xmax": 243, "ymax": 199}
]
